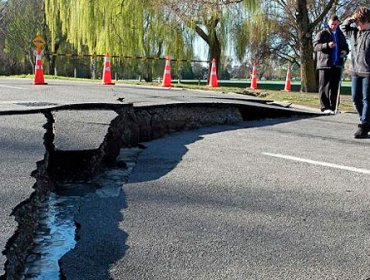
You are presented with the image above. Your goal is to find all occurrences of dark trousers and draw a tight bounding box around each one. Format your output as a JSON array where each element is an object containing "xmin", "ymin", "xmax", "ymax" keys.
[
  {"xmin": 318, "ymin": 67, "xmax": 342, "ymax": 111},
  {"xmin": 351, "ymin": 75, "xmax": 370, "ymax": 126}
]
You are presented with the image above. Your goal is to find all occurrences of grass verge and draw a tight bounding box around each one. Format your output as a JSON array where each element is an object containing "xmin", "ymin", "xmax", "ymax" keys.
[{"xmin": 164, "ymin": 82, "xmax": 355, "ymax": 113}]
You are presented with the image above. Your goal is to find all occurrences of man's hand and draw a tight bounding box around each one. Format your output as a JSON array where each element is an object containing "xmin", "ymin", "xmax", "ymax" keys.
[{"xmin": 328, "ymin": 41, "xmax": 337, "ymax": 48}]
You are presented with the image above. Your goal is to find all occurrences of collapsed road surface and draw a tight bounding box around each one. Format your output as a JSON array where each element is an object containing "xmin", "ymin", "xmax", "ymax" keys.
[{"xmin": 1, "ymin": 78, "xmax": 370, "ymax": 279}]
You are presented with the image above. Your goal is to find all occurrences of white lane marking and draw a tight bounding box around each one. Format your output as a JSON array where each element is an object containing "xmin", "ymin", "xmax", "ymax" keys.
[
  {"xmin": 0, "ymin": 84, "xmax": 26, "ymax": 90},
  {"xmin": 263, "ymin": 152, "xmax": 370, "ymax": 175}
]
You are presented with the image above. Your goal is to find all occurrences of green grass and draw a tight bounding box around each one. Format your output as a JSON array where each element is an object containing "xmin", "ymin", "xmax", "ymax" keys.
[
  {"xmin": 155, "ymin": 81, "xmax": 354, "ymax": 113},
  {"xmin": 167, "ymin": 83, "xmax": 354, "ymax": 113},
  {"xmin": 239, "ymin": 89, "xmax": 354, "ymax": 113}
]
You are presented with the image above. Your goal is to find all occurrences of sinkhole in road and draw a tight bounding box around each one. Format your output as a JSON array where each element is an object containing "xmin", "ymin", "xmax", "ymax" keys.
[{"xmin": 22, "ymin": 147, "xmax": 142, "ymax": 280}]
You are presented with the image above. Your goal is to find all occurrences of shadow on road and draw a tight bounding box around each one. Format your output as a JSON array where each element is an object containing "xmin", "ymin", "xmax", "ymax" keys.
[
  {"xmin": 40, "ymin": 115, "xmax": 319, "ymax": 279},
  {"xmin": 128, "ymin": 116, "xmax": 311, "ymax": 184}
]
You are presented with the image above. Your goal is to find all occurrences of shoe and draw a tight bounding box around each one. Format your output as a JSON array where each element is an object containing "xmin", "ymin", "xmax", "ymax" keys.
[
  {"xmin": 323, "ymin": 109, "xmax": 334, "ymax": 114},
  {"xmin": 354, "ymin": 124, "xmax": 370, "ymax": 139}
]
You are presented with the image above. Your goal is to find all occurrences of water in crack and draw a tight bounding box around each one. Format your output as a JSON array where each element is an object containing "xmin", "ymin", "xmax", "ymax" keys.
[
  {"xmin": 23, "ymin": 147, "xmax": 143, "ymax": 279},
  {"xmin": 23, "ymin": 194, "xmax": 79, "ymax": 279}
]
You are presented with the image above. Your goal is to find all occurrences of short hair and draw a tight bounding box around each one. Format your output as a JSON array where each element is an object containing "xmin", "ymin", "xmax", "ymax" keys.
[
  {"xmin": 353, "ymin": 7, "xmax": 370, "ymax": 23},
  {"xmin": 329, "ymin": 15, "xmax": 339, "ymax": 22}
]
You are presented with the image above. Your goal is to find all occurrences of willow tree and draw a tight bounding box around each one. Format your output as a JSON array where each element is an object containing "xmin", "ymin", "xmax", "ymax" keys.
[
  {"xmin": 2, "ymin": 0, "xmax": 44, "ymax": 73},
  {"xmin": 231, "ymin": 8, "xmax": 277, "ymax": 79},
  {"xmin": 152, "ymin": 0, "xmax": 258, "ymax": 78},
  {"xmin": 44, "ymin": 0, "xmax": 192, "ymax": 81}
]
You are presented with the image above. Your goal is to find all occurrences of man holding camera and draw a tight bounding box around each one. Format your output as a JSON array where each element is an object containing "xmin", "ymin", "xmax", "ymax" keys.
[{"xmin": 314, "ymin": 15, "xmax": 349, "ymax": 114}]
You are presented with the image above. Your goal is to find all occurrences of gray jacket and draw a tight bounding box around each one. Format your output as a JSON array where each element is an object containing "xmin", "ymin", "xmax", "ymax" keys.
[{"xmin": 341, "ymin": 18, "xmax": 370, "ymax": 76}]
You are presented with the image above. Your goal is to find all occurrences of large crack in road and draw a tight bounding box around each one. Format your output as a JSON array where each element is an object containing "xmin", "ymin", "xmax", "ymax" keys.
[{"xmin": 0, "ymin": 102, "xmax": 315, "ymax": 279}]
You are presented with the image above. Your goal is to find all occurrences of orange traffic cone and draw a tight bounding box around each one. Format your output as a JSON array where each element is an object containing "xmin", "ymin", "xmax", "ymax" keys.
[
  {"xmin": 33, "ymin": 50, "xmax": 47, "ymax": 85},
  {"xmin": 162, "ymin": 56, "xmax": 172, "ymax": 87},
  {"xmin": 208, "ymin": 58, "xmax": 218, "ymax": 87},
  {"xmin": 250, "ymin": 63, "xmax": 257, "ymax": 89},
  {"xmin": 283, "ymin": 65, "xmax": 292, "ymax": 91},
  {"xmin": 102, "ymin": 52, "xmax": 115, "ymax": 85}
]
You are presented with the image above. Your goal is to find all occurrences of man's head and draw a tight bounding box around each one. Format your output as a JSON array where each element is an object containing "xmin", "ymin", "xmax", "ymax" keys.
[
  {"xmin": 328, "ymin": 15, "xmax": 340, "ymax": 31},
  {"xmin": 352, "ymin": 7, "xmax": 370, "ymax": 26}
]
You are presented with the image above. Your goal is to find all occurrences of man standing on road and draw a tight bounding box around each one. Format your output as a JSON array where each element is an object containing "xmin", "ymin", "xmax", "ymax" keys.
[
  {"xmin": 341, "ymin": 7, "xmax": 370, "ymax": 139},
  {"xmin": 314, "ymin": 15, "xmax": 349, "ymax": 114}
]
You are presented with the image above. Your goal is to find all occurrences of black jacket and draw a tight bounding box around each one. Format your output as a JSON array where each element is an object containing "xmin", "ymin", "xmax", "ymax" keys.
[
  {"xmin": 341, "ymin": 19, "xmax": 370, "ymax": 76},
  {"xmin": 314, "ymin": 27, "xmax": 349, "ymax": 69}
]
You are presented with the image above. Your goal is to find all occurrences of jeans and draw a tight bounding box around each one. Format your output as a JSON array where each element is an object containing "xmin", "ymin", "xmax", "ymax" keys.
[{"xmin": 351, "ymin": 75, "xmax": 370, "ymax": 126}]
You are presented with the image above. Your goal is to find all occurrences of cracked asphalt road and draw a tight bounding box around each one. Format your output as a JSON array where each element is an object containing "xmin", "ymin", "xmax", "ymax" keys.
[
  {"xmin": 0, "ymin": 114, "xmax": 45, "ymax": 275},
  {"xmin": 1, "ymin": 78, "xmax": 370, "ymax": 279},
  {"xmin": 62, "ymin": 114, "xmax": 370, "ymax": 279}
]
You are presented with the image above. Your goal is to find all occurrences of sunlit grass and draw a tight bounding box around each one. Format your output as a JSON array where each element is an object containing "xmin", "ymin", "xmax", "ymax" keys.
[{"xmin": 242, "ymin": 89, "xmax": 354, "ymax": 113}]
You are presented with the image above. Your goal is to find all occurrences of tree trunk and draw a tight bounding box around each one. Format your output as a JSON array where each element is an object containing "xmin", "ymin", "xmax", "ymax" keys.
[
  {"xmin": 28, "ymin": 53, "xmax": 35, "ymax": 74},
  {"xmin": 27, "ymin": 49, "xmax": 35, "ymax": 74},
  {"xmin": 48, "ymin": 40, "xmax": 60, "ymax": 76},
  {"xmin": 299, "ymin": 36, "xmax": 317, "ymax": 92},
  {"xmin": 143, "ymin": 60, "xmax": 153, "ymax": 82},
  {"xmin": 208, "ymin": 30, "xmax": 221, "ymax": 80},
  {"xmin": 50, "ymin": 53, "xmax": 57, "ymax": 75},
  {"xmin": 194, "ymin": 19, "xmax": 221, "ymax": 80},
  {"xmin": 208, "ymin": 18, "xmax": 221, "ymax": 79},
  {"xmin": 296, "ymin": 0, "xmax": 317, "ymax": 92}
]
